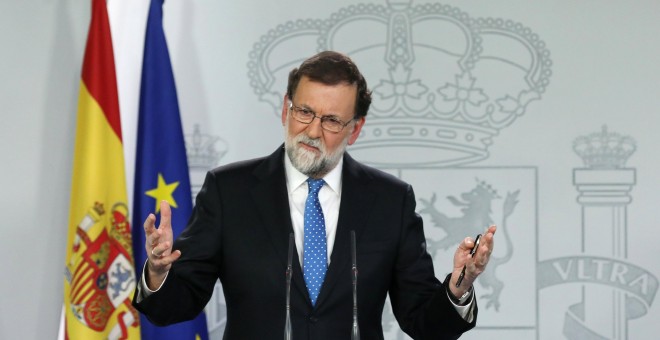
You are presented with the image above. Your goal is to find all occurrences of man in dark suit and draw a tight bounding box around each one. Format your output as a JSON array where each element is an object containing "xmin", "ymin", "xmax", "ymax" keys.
[{"xmin": 133, "ymin": 51, "xmax": 496, "ymax": 339}]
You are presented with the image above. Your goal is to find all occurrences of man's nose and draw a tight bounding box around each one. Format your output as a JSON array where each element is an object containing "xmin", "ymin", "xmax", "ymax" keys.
[{"xmin": 306, "ymin": 117, "xmax": 324, "ymax": 139}]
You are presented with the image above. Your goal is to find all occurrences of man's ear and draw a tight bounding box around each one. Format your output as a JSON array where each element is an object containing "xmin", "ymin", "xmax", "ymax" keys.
[
  {"xmin": 281, "ymin": 95, "xmax": 289, "ymax": 126},
  {"xmin": 348, "ymin": 117, "xmax": 365, "ymax": 145}
]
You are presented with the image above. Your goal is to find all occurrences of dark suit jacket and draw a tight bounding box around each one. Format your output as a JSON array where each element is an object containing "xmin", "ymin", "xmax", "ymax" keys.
[{"xmin": 133, "ymin": 146, "xmax": 476, "ymax": 339}]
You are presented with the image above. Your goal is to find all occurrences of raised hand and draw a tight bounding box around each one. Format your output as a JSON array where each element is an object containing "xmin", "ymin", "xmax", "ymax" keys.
[
  {"xmin": 449, "ymin": 225, "xmax": 496, "ymax": 298},
  {"xmin": 144, "ymin": 200, "xmax": 181, "ymax": 290}
]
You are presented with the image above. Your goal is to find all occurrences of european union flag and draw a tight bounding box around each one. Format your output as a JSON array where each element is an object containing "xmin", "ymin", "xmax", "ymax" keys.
[{"xmin": 132, "ymin": 0, "xmax": 209, "ymax": 339}]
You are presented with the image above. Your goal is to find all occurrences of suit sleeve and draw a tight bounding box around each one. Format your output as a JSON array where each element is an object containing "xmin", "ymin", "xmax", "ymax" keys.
[
  {"xmin": 132, "ymin": 171, "xmax": 223, "ymax": 325},
  {"xmin": 389, "ymin": 185, "xmax": 477, "ymax": 340}
]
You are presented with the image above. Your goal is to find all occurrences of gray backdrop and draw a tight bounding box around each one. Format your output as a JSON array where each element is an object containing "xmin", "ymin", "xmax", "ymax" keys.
[{"xmin": 1, "ymin": 0, "xmax": 659, "ymax": 339}]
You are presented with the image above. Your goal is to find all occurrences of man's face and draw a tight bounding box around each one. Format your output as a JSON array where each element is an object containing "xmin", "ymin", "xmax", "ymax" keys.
[{"xmin": 282, "ymin": 76, "xmax": 365, "ymax": 178}]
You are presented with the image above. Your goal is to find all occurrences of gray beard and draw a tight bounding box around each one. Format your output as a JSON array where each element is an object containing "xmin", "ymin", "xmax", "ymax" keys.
[{"xmin": 284, "ymin": 123, "xmax": 348, "ymax": 178}]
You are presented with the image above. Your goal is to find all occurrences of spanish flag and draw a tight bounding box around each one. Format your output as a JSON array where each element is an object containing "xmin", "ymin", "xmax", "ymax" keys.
[{"xmin": 63, "ymin": 0, "xmax": 140, "ymax": 338}]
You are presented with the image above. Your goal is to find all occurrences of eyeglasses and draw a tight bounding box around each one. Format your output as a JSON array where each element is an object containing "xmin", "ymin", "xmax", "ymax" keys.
[{"xmin": 288, "ymin": 102, "xmax": 354, "ymax": 133}]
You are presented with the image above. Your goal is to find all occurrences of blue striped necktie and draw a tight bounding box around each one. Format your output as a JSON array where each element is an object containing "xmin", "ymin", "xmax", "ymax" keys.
[{"xmin": 303, "ymin": 178, "xmax": 328, "ymax": 306}]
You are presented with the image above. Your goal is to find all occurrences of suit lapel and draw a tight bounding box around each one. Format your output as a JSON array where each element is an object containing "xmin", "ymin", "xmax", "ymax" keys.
[
  {"xmin": 250, "ymin": 146, "xmax": 310, "ymax": 305},
  {"xmin": 315, "ymin": 153, "xmax": 375, "ymax": 308}
]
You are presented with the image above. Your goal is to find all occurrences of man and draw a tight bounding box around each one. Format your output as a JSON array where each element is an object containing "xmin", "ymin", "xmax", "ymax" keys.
[{"xmin": 133, "ymin": 51, "xmax": 496, "ymax": 339}]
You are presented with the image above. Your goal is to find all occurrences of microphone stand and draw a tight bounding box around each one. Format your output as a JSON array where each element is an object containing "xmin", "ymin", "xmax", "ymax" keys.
[
  {"xmin": 351, "ymin": 230, "xmax": 360, "ymax": 340},
  {"xmin": 285, "ymin": 233, "xmax": 294, "ymax": 340}
]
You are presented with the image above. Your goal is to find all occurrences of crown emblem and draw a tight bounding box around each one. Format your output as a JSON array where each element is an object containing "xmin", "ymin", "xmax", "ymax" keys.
[
  {"xmin": 573, "ymin": 125, "xmax": 636, "ymax": 169},
  {"xmin": 185, "ymin": 124, "xmax": 227, "ymax": 170},
  {"xmin": 248, "ymin": 0, "xmax": 552, "ymax": 166}
]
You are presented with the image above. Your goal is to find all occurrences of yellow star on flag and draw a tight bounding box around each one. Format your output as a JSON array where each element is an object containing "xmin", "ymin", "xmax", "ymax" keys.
[{"xmin": 145, "ymin": 173, "xmax": 180, "ymax": 213}]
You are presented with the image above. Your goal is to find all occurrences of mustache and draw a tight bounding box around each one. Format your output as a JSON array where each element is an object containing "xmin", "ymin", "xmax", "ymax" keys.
[{"xmin": 295, "ymin": 134, "xmax": 322, "ymax": 149}]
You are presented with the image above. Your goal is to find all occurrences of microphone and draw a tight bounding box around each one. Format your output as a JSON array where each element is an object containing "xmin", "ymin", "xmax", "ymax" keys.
[
  {"xmin": 285, "ymin": 233, "xmax": 294, "ymax": 340},
  {"xmin": 351, "ymin": 230, "xmax": 360, "ymax": 340}
]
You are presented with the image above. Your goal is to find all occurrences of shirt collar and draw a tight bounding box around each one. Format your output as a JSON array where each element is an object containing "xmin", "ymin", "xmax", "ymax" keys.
[{"xmin": 284, "ymin": 151, "xmax": 343, "ymax": 195}]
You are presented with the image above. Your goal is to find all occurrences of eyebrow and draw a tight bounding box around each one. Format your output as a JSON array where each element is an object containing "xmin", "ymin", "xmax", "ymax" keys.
[{"xmin": 296, "ymin": 103, "xmax": 342, "ymax": 119}]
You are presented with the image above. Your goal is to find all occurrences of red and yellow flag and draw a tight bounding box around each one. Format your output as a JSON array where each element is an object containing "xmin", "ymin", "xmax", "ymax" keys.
[{"xmin": 63, "ymin": 0, "xmax": 140, "ymax": 338}]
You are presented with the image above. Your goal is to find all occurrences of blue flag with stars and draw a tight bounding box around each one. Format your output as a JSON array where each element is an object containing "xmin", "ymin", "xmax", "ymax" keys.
[{"xmin": 132, "ymin": 0, "xmax": 209, "ymax": 339}]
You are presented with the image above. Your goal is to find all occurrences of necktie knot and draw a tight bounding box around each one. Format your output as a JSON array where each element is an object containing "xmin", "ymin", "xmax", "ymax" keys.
[{"xmin": 307, "ymin": 178, "xmax": 325, "ymax": 196}]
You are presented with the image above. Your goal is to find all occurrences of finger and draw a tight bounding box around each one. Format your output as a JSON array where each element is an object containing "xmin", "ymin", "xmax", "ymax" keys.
[
  {"xmin": 483, "ymin": 226, "xmax": 496, "ymax": 250},
  {"xmin": 169, "ymin": 250, "xmax": 181, "ymax": 262},
  {"xmin": 143, "ymin": 213, "xmax": 156, "ymax": 234},
  {"xmin": 147, "ymin": 253, "xmax": 181, "ymax": 278},
  {"xmin": 150, "ymin": 241, "xmax": 173, "ymax": 257},
  {"xmin": 484, "ymin": 225, "xmax": 497, "ymax": 241},
  {"xmin": 159, "ymin": 200, "xmax": 172, "ymax": 231},
  {"xmin": 150, "ymin": 245, "xmax": 164, "ymax": 258},
  {"xmin": 150, "ymin": 233, "xmax": 160, "ymax": 246},
  {"xmin": 470, "ymin": 245, "xmax": 489, "ymax": 268},
  {"xmin": 144, "ymin": 214, "xmax": 161, "ymax": 251},
  {"xmin": 150, "ymin": 250, "xmax": 182, "ymax": 267},
  {"xmin": 147, "ymin": 233, "xmax": 160, "ymax": 250},
  {"xmin": 459, "ymin": 236, "xmax": 475, "ymax": 252},
  {"xmin": 474, "ymin": 236, "xmax": 494, "ymax": 267}
]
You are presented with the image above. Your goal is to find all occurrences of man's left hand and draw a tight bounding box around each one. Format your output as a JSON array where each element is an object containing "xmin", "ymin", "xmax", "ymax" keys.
[{"xmin": 449, "ymin": 225, "xmax": 497, "ymax": 299}]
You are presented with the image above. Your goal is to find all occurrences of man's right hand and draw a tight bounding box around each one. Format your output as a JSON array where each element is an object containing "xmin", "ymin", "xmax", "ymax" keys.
[{"xmin": 144, "ymin": 200, "xmax": 181, "ymax": 290}]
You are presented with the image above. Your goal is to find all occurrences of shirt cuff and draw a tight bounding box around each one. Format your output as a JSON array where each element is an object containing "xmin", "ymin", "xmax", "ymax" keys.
[
  {"xmin": 136, "ymin": 260, "xmax": 169, "ymax": 303},
  {"xmin": 446, "ymin": 286, "xmax": 475, "ymax": 323}
]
